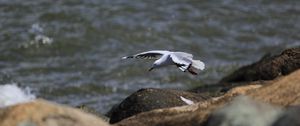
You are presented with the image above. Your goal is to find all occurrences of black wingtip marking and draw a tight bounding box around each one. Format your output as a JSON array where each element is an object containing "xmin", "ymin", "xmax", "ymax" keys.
[{"xmin": 122, "ymin": 56, "xmax": 134, "ymax": 59}]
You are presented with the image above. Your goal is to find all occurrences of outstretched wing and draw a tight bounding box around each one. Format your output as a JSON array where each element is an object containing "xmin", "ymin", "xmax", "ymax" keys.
[
  {"xmin": 122, "ymin": 50, "xmax": 170, "ymax": 60},
  {"xmin": 170, "ymin": 53, "xmax": 192, "ymax": 71},
  {"xmin": 173, "ymin": 52, "xmax": 193, "ymax": 58}
]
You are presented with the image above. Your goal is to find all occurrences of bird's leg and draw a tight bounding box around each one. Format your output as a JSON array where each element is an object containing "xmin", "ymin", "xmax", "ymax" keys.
[{"xmin": 148, "ymin": 67, "xmax": 154, "ymax": 71}]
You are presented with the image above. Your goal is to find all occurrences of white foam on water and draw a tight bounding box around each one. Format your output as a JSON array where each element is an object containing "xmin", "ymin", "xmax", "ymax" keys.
[
  {"xmin": 0, "ymin": 84, "xmax": 36, "ymax": 108},
  {"xmin": 21, "ymin": 23, "xmax": 54, "ymax": 48},
  {"xmin": 29, "ymin": 23, "xmax": 44, "ymax": 34}
]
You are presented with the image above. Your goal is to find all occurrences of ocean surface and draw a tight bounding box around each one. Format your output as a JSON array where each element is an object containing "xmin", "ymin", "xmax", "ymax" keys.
[{"xmin": 0, "ymin": 0, "xmax": 299, "ymax": 114}]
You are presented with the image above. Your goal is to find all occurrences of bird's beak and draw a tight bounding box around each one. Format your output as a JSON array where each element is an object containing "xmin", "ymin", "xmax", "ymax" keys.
[{"xmin": 148, "ymin": 67, "xmax": 154, "ymax": 71}]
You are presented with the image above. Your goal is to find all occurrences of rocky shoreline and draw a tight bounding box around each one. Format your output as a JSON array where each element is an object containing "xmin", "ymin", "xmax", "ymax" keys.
[{"xmin": 0, "ymin": 47, "xmax": 299, "ymax": 126}]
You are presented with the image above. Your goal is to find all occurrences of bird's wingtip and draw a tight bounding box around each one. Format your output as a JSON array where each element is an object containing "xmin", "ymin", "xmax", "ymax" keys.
[
  {"xmin": 192, "ymin": 60, "xmax": 205, "ymax": 71},
  {"xmin": 199, "ymin": 63, "xmax": 205, "ymax": 70},
  {"xmin": 122, "ymin": 56, "xmax": 134, "ymax": 60}
]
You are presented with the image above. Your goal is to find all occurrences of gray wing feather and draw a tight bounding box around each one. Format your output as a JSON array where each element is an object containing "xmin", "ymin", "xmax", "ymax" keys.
[
  {"xmin": 173, "ymin": 52, "xmax": 193, "ymax": 58},
  {"xmin": 123, "ymin": 50, "xmax": 169, "ymax": 60}
]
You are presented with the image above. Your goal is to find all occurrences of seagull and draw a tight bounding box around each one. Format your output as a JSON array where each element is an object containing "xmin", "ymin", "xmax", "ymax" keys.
[{"xmin": 122, "ymin": 50, "xmax": 205, "ymax": 75}]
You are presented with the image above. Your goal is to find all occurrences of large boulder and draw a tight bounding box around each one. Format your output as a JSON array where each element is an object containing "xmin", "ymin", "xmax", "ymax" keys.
[
  {"xmin": 221, "ymin": 47, "xmax": 300, "ymax": 83},
  {"xmin": 0, "ymin": 99, "xmax": 109, "ymax": 126},
  {"xmin": 109, "ymin": 88, "xmax": 207, "ymax": 124},
  {"xmin": 115, "ymin": 70, "xmax": 300, "ymax": 126},
  {"xmin": 190, "ymin": 48, "xmax": 299, "ymax": 96}
]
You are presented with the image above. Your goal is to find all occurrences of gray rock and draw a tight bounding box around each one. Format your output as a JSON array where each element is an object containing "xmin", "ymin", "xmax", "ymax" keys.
[
  {"xmin": 272, "ymin": 106, "xmax": 300, "ymax": 126},
  {"xmin": 108, "ymin": 88, "xmax": 207, "ymax": 124},
  {"xmin": 205, "ymin": 96, "xmax": 283, "ymax": 126}
]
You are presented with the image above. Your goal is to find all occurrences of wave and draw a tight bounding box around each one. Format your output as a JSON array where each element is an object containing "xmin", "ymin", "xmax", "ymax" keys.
[
  {"xmin": 0, "ymin": 84, "xmax": 36, "ymax": 108},
  {"xmin": 20, "ymin": 23, "xmax": 54, "ymax": 48}
]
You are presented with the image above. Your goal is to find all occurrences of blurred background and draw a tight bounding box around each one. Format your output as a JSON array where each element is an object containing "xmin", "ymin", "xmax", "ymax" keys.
[{"xmin": 0, "ymin": 0, "xmax": 299, "ymax": 114}]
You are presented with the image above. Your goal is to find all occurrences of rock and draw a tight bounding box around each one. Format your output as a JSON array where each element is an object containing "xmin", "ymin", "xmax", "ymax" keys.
[
  {"xmin": 114, "ymin": 84, "xmax": 261, "ymax": 126},
  {"xmin": 188, "ymin": 84, "xmax": 228, "ymax": 97},
  {"xmin": 0, "ymin": 99, "xmax": 109, "ymax": 126},
  {"xmin": 189, "ymin": 81, "xmax": 267, "ymax": 98},
  {"xmin": 115, "ymin": 70, "xmax": 300, "ymax": 126},
  {"xmin": 272, "ymin": 106, "xmax": 300, "ymax": 126},
  {"xmin": 108, "ymin": 88, "xmax": 207, "ymax": 124},
  {"xmin": 76, "ymin": 104, "xmax": 110, "ymax": 122},
  {"xmin": 247, "ymin": 70, "xmax": 300, "ymax": 106},
  {"xmin": 205, "ymin": 96, "xmax": 282, "ymax": 126},
  {"xmin": 221, "ymin": 47, "xmax": 300, "ymax": 83}
]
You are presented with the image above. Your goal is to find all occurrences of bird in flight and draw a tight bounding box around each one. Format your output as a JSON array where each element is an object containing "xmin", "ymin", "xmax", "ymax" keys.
[{"xmin": 122, "ymin": 50, "xmax": 205, "ymax": 75}]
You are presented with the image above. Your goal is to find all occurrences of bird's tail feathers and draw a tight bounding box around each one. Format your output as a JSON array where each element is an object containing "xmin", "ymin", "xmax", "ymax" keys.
[
  {"xmin": 177, "ymin": 60, "xmax": 204, "ymax": 75},
  {"xmin": 191, "ymin": 60, "xmax": 205, "ymax": 70}
]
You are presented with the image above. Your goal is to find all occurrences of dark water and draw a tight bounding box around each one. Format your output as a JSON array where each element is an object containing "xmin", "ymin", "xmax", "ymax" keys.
[{"xmin": 0, "ymin": 0, "xmax": 299, "ymax": 113}]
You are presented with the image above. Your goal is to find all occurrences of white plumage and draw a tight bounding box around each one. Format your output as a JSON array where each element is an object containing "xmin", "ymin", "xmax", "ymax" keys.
[{"xmin": 122, "ymin": 50, "xmax": 205, "ymax": 75}]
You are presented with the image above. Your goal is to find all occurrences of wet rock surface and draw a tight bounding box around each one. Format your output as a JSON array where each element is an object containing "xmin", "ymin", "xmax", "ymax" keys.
[{"xmin": 108, "ymin": 88, "xmax": 207, "ymax": 124}]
